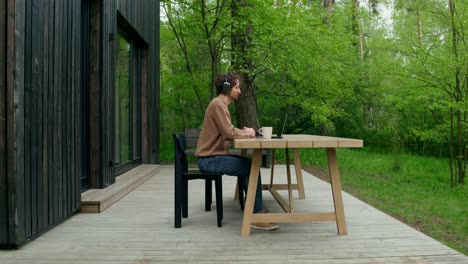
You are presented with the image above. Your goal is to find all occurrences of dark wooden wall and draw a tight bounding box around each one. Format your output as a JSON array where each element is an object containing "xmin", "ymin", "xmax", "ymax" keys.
[
  {"xmin": 0, "ymin": 0, "xmax": 160, "ymax": 248},
  {"xmin": 1, "ymin": 0, "xmax": 84, "ymax": 247},
  {"xmin": 1, "ymin": 0, "xmax": 7, "ymax": 246}
]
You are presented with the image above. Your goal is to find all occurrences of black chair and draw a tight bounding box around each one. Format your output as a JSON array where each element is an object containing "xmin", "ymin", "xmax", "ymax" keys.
[{"xmin": 173, "ymin": 134, "xmax": 244, "ymax": 228}]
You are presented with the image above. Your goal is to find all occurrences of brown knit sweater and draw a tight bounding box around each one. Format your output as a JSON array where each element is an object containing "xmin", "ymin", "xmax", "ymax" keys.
[{"xmin": 195, "ymin": 97, "xmax": 250, "ymax": 157}]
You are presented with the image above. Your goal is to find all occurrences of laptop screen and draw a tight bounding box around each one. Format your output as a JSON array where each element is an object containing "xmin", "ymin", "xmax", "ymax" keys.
[
  {"xmin": 256, "ymin": 112, "xmax": 289, "ymax": 139},
  {"xmin": 277, "ymin": 112, "xmax": 288, "ymax": 137},
  {"xmin": 271, "ymin": 112, "xmax": 288, "ymax": 139}
]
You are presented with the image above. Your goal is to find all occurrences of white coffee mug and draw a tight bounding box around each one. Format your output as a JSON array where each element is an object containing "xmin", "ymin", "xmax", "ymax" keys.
[{"xmin": 259, "ymin": 127, "xmax": 273, "ymax": 139}]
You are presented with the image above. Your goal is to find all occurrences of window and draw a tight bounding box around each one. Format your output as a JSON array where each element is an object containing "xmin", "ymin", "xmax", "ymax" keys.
[{"xmin": 114, "ymin": 32, "xmax": 142, "ymax": 174}]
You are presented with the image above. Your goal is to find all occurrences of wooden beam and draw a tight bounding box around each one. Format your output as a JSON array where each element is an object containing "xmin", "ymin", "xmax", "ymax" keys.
[{"xmin": 252, "ymin": 212, "xmax": 336, "ymax": 223}]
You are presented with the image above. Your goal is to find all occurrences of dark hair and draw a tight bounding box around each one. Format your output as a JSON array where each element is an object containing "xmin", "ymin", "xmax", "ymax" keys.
[{"xmin": 215, "ymin": 72, "xmax": 241, "ymax": 95}]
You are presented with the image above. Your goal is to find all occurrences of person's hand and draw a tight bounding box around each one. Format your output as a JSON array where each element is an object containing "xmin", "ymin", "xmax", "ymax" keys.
[
  {"xmin": 243, "ymin": 127, "xmax": 256, "ymax": 138},
  {"xmin": 242, "ymin": 127, "xmax": 255, "ymax": 137}
]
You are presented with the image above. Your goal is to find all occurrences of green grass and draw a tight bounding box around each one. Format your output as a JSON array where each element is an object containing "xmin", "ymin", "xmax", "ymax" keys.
[
  {"xmin": 160, "ymin": 145, "xmax": 467, "ymax": 254},
  {"xmin": 295, "ymin": 148, "xmax": 467, "ymax": 255}
]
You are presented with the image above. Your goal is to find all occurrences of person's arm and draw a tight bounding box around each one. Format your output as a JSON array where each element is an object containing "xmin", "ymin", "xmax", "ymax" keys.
[{"xmin": 213, "ymin": 104, "xmax": 252, "ymax": 139}]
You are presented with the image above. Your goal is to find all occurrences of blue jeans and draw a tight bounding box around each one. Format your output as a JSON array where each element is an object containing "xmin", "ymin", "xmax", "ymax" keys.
[{"xmin": 198, "ymin": 155, "xmax": 264, "ymax": 213}]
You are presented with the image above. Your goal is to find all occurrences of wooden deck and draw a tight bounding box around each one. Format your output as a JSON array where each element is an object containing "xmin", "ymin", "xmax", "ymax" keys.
[
  {"xmin": 0, "ymin": 165, "xmax": 466, "ymax": 263},
  {"xmin": 80, "ymin": 165, "xmax": 160, "ymax": 213}
]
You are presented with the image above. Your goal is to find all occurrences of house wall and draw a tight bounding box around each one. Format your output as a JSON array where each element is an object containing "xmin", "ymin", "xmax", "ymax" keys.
[
  {"xmin": 0, "ymin": 0, "xmax": 160, "ymax": 248},
  {"xmin": 0, "ymin": 0, "xmax": 7, "ymax": 246}
]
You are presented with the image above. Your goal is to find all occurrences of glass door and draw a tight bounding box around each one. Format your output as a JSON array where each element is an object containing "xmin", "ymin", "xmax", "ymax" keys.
[{"xmin": 114, "ymin": 33, "xmax": 141, "ymax": 175}]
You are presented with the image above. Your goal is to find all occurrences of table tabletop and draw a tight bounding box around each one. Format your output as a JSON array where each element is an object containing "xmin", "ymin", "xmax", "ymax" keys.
[{"xmin": 233, "ymin": 134, "xmax": 363, "ymax": 149}]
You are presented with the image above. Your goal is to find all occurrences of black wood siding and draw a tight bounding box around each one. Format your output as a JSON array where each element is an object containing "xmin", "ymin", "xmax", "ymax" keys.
[
  {"xmin": 1, "ymin": 0, "xmax": 83, "ymax": 247},
  {"xmin": 0, "ymin": 0, "xmax": 160, "ymax": 248},
  {"xmin": 1, "ymin": 0, "xmax": 7, "ymax": 246}
]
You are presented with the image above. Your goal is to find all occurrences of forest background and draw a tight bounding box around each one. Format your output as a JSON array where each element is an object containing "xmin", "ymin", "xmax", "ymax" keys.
[{"xmin": 159, "ymin": 0, "xmax": 466, "ymax": 254}]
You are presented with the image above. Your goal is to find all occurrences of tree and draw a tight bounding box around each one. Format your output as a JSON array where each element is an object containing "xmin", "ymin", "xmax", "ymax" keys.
[
  {"xmin": 159, "ymin": 0, "xmax": 466, "ymax": 187},
  {"xmin": 200, "ymin": 0, "xmax": 232, "ymax": 98},
  {"xmin": 162, "ymin": 1, "xmax": 206, "ymax": 120},
  {"xmin": 160, "ymin": 0, "xmax": 234, "ymax": 133},
  {"xmin": 231, "ymin": 0, "xmax": 260, "ymax": 129},
  {"xmin": 393, "ymin": 0, "xmax": 467, "ymax": 185},
  {"xmin": 447, "ymin": 0, "xmax": 466, "ymax": 185}
]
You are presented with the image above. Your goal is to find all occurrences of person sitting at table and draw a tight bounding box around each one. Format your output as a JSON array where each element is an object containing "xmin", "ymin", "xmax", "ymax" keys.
[{"xmin": 195, "ymin": 72, "xmax": 279, "ymax": 231}]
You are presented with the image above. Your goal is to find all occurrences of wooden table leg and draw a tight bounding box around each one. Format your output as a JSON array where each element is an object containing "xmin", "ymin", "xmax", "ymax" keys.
[
  {"xmin": 240, "ymin": 149, "xmax": 263, "ymax": 237},
  {"xmin": 292, "ymin": 149, "xmax": 306, "ymax": 199},
  {"xmin": 326, "ymin": 148, "xmax": 347, "ymax": 235},
  {"xmin": 269, "ymin": 149, "xmax": 276, "ymax": 188},
  {"xmin": 285, "ymin": 149, "xmax": 294, "ymax": 213}
]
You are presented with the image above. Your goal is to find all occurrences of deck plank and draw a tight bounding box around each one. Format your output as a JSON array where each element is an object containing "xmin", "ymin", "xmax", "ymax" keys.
[{"xmin": 0, "ymin": 165, "xmax": 466, "ymax": 263}]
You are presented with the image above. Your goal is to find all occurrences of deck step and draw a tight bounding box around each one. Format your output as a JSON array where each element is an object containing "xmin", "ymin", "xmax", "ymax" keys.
[{"xmin": 80, "ymin": 164, "xmax": 160, "ymax": 213}]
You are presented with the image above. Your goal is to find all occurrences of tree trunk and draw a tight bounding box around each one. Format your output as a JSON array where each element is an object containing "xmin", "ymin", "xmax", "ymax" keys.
[
  {"xmin": 449, "ymin": 108, "xmax": 455, "ymax": 187},
  {"xmin": 353, "ymin": 0, "xmax": 364, "ymax": 60},
  {"xmin": 416, "ymin": 10, "xmax": 423, "ymax": 47},
  {"xmin": 231, "ymin": 0, "xmax": 260, "ymax": 130},
  {"xmin": 201, "ymin": 0, "xmax": 222, "ymax": 99},
  {"xmin": 323, "ymin": 0, "xmax": 334, "ymax": 25},
  {"xmin": 323, "ymin": 0, "xmax": 334, "ymax": 10},
  {"xmin": 449, "ymin": 0, "xmax": 465, "ymax": 185},
  {"xmin": 456, "ymin": 109, "xmax": 464, "ymax": 185}
]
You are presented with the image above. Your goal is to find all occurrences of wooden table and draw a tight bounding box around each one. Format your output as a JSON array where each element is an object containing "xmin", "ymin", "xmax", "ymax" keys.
[{"xmin": 232, "ymin": 134, "xmax": 363, "ymax": 237}]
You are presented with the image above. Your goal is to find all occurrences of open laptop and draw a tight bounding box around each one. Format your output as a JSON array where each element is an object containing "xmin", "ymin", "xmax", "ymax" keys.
[
  {"xmin": 255, "ymin": 112, "xmax": 288, "ymax": 138},
  {"xmin": 272, "ymin": 112, "xmax": 288, "ymax": 139}
]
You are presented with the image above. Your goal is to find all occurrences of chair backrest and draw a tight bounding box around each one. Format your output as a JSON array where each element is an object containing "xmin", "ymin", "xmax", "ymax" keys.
[
  {"xmin": 173, "ymin": 134, "xmax": 189, "ymax": 175},
  {"xmin": 184, "ymin": 128, "xmax": 201, "ymax": 148}
]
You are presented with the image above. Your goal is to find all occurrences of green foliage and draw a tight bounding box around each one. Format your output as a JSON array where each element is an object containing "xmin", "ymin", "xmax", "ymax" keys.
[
  {"xmin": 272, "ymin": 148, "xmax": 328, "ymax": 168},
  {"xmin": 160, "ymin": 0, "xmax": 467, "ymax": 183}
]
